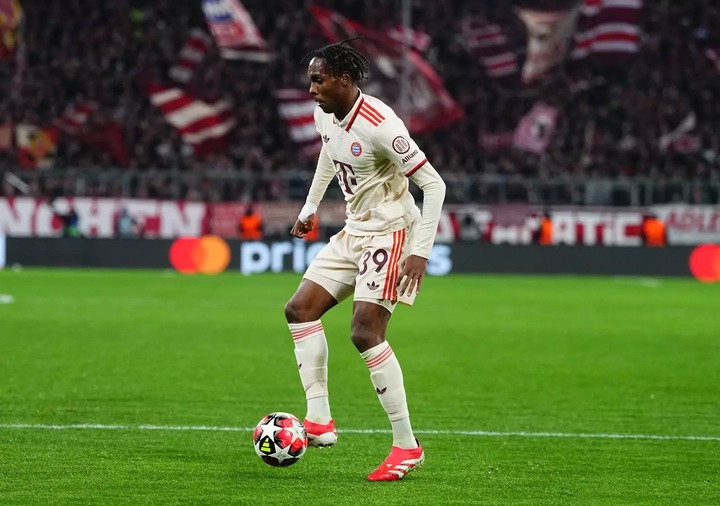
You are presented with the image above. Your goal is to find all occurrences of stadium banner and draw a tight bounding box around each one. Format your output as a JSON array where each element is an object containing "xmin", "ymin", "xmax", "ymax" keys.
[
  {"xmin": 2, "ymin": 198, "xmax": 719, "ymax": 246},
  {"xmin": 0, "ymin": 197, "xmax": 208, "ymax": 238},
  {"xmin": 651, "ymin": 204, "xmax": 720, "ymax": 245},
  {"xmin": 3, "ymin": 236, "xmax": 698, "ymax": 278},
  {"xmin": 437, "ymin": 204, "xmax": 645, "ymax": 246}
]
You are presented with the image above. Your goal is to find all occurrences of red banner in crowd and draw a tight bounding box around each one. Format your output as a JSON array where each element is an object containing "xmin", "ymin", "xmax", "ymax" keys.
[
  {"xmin": 512, "ymin": 102, "xmax": 559, "ymax": 154},
  {"xmin": 572, "ymin": 0, "xmax": 642, "ymax": 60},
  {"xmin": 54, "ymin": 103, "xmax": 96, "ymax": 135},
  {"xmin": 310, "ymin": 5, "xmax": 463, "ymax": 134},
  {"xmin": 461, "ymin": 18, "xmax": 519, "ymax": 80},
  {"xmin": 146, "ymin": 83, "xmax": 236, "ymax": 156},
  {"xmin": 274, "ymin": 89, "xmax": 322, "ymax": 159},
  {"xmin": 169, "ymin": 29, "xmax": 211, "ymax": 84},
  {"xmin": 202, "ymin": 0, "xmax": 271, "ymax": 62}
]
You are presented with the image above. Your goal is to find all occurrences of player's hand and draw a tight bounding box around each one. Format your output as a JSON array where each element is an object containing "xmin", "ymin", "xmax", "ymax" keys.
[
  {"xmin": 290, "ymin": 214, "xmax": 315, "ymax": 238},
  {"xmin": 397, "ymin": 254, "xmax": 428, "ymax": 297}
]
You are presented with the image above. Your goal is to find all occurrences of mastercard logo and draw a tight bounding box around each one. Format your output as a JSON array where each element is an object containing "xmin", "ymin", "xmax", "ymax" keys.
[
  {"xmin": 169, "ymin": 235, "xmax": 231, "ymax": 274},
  {"xmin": 689, "ymin": 244, "xmax": 720, "ymax": 282}
]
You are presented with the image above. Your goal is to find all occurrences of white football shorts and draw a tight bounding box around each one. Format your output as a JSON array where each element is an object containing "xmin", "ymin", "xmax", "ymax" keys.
[{"xmin": 303, "ymin": 222, "xmax": 419, "ymax": 313}]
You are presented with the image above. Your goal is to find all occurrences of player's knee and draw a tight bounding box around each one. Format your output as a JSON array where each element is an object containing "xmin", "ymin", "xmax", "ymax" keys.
[
  {"xmin": 284, "ymin": 298, "xmax": 308, "ymax": 323},
  {"xmin": 350, "ymin": 317, "xmax": 384, "ymax": 352}
]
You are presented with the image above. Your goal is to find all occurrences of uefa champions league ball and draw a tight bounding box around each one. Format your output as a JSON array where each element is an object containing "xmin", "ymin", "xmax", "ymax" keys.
[{"xmin": 253, "ymin": 412, "xmax": 308, "ymax": 467}]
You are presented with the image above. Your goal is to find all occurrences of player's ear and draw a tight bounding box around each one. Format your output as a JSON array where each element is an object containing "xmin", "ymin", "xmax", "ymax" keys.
[{"xmin": 340, "ymin": 71, "xmax": 351, "ymax": 87}]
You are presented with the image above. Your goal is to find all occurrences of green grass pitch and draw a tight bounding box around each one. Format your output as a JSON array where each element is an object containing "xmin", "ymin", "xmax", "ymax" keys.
[{"xmin": 1, "ymin": 269, "xmax": 718, "ymax": 505}]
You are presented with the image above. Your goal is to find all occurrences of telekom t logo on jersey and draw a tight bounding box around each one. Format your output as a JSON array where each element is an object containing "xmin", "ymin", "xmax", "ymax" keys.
[{"xmin": 333, "ymin": 160, "xmax": 357, "ymax": 194}]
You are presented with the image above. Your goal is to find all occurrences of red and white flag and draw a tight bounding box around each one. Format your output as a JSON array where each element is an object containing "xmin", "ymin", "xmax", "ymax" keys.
[
  {"xmin": 659, "ymin": 111, "xmax": 700, "ymax": 154},
  {"xmin": 202, "ymin": 0, "xmax": 271, "ymax": 62},
  {"xmin": 387, "ymin": 27, "xmax": 431, "ymax": 53},
  {"xmin": 515, "ymin": 6, "xmax": 581, "ymax": 83},
  {"xmin": 147, "ymin": 84, "xmax": 236, "ymax": 156},
  {"xmin": 169, "ymin": 29, "xmax": 211, "ymax": 84},
  {"xmin": 512, "ymin": 103, "xmax": 559, "ymax": 155},
  {"xmin": 310, "ymin": 5, "xmax": 463, "ymax": 134},
  {"xmin": 572, "ymin": 0, "xmax": 642, "ymax": 60},
  {"xmin": 15, "ymin": 124, "xmax": 58, "ymax": 169},
  {"xmin": 54, "ymin": 102, "xmax": 96, "ymax": 135},
  {"xmin": 275, "ymin": 89, "xmax": 321, "ymax": 158},
  {"xmin": 461, "ymin": 19, "xmax": 519, "ymax": 80}
]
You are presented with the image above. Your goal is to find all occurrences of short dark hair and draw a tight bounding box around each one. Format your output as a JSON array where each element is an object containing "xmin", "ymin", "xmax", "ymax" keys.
[{"xmin": 301, "ymin": 38, "xmax": 369, "ymax": 82}]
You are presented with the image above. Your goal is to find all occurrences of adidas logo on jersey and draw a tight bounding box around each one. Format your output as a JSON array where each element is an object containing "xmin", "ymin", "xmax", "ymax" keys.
[
  {"xmin": 322, "ymin": 134, "xmax": 330, "ymax": 143},
  {"xmin": 367, "ymin": 281, "xmax": 379, "ymax": 290}
]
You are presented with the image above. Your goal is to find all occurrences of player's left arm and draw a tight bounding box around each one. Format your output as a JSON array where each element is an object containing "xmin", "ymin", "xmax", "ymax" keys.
[
  {"xmin": 400, "ymin": 163, "xmax": 445, "ymax": 296},
  {"xmin": 373, "ymin": 120, "xmax": 446, "ymax": 296}
]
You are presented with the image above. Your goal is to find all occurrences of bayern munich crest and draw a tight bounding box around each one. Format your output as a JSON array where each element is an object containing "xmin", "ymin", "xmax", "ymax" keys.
[{"xmin": 350, "ymin": 142, "xmax": 362, "ymax": 156}]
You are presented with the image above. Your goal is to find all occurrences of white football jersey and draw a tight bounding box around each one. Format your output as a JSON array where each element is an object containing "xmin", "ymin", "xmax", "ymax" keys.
[{"xmin": 313, "ymin": 92, "xmax": 428, "ymax": 235}]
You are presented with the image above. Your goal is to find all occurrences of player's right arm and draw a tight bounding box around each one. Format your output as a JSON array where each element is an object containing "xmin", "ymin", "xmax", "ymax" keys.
[{"xmin": 291, "ymin": 143, "xmax": 335, "ymax": 238}]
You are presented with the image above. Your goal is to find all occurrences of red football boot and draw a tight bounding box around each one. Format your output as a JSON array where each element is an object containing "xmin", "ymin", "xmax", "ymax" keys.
[
  {"xmin": 303, "ymin": 419, "xmax": 337, "ymax": 447},
  {"xmin": 367, "ymin": 439, "xmax": 424, "ymax": 481}
]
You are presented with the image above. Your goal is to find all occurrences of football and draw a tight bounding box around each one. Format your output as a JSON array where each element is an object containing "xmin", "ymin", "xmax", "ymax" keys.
[{"xmin": 252, "ymin": 412, "xmax": 308, "ymax": 467}]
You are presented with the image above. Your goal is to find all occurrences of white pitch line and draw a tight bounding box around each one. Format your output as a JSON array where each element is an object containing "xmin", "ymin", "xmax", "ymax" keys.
[{"xmin": 0, "ymin": 423, "xmax": 719, "ymax": 442}]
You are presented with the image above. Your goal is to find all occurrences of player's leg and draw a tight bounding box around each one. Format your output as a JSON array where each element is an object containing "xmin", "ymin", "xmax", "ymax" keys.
[
  {"xmin": 351, "ymin": 301, "xmax": 424, "ymax": 481},
  {"xmin": 284, "ymin": 234, "xmax": 355, "ymax": 446},
  {"xmin": 350, "ymin": 228, "xmax": 424, "ymax": 480}
]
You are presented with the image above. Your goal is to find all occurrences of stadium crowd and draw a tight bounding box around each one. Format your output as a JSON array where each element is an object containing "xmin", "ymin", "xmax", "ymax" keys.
[{"xmin": 1, "ymin": 0, "xmax": 719, "ymax": 202}]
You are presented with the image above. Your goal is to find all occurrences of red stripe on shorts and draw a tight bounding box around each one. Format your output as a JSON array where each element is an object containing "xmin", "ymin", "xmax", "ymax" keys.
[{"xmin": 382, "ymin": 229, "xmax": 406, "ymax": 301}]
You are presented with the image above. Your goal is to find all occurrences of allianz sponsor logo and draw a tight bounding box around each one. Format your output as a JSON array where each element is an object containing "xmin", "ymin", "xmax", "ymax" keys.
[
  {"xmin": 401, "ymin": 149, "xmax": 418, "ymax": 165},
  {"xmin": 240, "ymin": 240, "xmax": 452, "ymax": 276}
]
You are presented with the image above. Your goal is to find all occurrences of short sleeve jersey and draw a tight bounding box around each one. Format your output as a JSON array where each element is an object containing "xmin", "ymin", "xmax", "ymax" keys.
[{"xmin": 314, "ymin": 92, "xmax": 428, "ymax": 235}]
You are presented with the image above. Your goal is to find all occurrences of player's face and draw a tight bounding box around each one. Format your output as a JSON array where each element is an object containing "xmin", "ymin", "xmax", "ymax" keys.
[{"xmin": 307, "ymin": 57, "xmax": 346, "ymax": 115}]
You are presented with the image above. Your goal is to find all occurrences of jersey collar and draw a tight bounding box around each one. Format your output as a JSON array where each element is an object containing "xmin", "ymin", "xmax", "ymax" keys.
[{"xmin": 337, "ymin": 90, "xmax": 364, "ymax": 132}]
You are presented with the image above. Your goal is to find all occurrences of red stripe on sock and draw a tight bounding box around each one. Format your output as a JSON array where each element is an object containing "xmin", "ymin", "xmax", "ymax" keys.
[
  {"xmin": 365, "ymin": 346, "xmax": 394, "ymax": 369},
  {"xmin": 291, "ymin": 323, "xmax": 323, "ymax": 340}
]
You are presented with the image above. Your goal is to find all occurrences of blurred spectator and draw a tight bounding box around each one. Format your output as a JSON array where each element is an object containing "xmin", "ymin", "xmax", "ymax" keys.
[
  {"xmin": 115, "ymin": 207, "xmax": 139, "ymax": 238},
  {"xmin": 53, "ymin": 204, "xmax": 81, "ymax": 237},
  {"xmin": 641, "ymin": 213, "xmax": 667, "ymax": 247},
  {"xmin": 238, "ymin": 203, "xmax": 263, "ymax": 240},
  {"xmin": 533, "ymin": 210, "xmax": 553, "ymax": 245}
]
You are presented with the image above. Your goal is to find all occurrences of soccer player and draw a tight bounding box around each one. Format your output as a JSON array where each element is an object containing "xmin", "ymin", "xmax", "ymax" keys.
[{"xmin": 284, "ymin": 40, "xmax": 446, "ymax": 482}]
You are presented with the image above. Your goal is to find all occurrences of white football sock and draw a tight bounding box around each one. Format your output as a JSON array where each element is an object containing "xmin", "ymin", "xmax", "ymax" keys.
[
  {"xmin": 361, "ymin": 341, "xmax": 418, "ymax": 449},
  {"xmin": 289, "ymin": 320, "xmax": 332, "ymax": 424}
]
